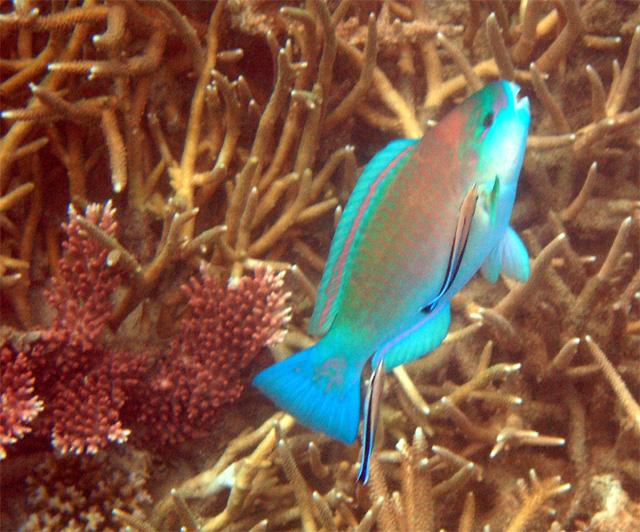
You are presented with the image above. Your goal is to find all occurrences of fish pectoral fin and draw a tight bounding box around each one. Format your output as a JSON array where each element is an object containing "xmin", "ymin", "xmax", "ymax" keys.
[
  {"xmin": 481, "ymin": 226, "xmax": 530, "ymax": 283},
  {"xmin": 357, "ymin": 358, "xmax": 386, "ymax": 484},
  {"xmin": 485, "ymin": 176, "xmax": 500, "ymax": 228},
  {"xmin": 422, "ymin": 184, "xmax": 479, "ymax": 313}
]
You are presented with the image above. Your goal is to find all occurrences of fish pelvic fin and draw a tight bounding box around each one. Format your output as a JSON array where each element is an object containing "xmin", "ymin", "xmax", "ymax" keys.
[
  {"xmin": 374, "ymin": 303, "xmax": 451, "ymax": 371},
  {"xmin": 481, "ymin": 226, "xmax": 530, "ymax": 283},
  {"xmin": 253, "ymin": 338, "xmax": 363, "ymax": 444}
]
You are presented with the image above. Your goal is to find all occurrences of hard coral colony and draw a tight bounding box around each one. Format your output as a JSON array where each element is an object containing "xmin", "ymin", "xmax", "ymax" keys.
[{"xmin": 0, "ymin": 1, "xmax": 638, "ymax": 532}]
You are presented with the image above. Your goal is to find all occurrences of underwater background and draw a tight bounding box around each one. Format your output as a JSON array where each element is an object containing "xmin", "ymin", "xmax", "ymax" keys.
[{"xmin": 1, "ymin": 1, "xmax": 638, "ymax": 530}]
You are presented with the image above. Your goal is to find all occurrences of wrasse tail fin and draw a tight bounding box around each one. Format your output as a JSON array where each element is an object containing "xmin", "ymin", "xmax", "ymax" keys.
[
  {"xmin": 375, "ymin": 303, "xmax": 451, "ymax": 371},
  {"xmin": 253, "ymin": 341, "xmax": 362, "ymax": 444},
  {"xmin": 481, "ymin": 226, "xmax": 530, "ymax": 283}
]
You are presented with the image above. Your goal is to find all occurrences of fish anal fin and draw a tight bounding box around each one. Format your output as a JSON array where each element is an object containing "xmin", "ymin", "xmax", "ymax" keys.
[{"xmin": 375, "ymin": 303, "xmax": 451, "ymax": 371}]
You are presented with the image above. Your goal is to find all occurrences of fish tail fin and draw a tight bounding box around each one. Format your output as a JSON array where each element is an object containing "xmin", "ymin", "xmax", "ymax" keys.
[{"xmin": 253, "ymin": 338, "xmax": 362, "ymax": 444}]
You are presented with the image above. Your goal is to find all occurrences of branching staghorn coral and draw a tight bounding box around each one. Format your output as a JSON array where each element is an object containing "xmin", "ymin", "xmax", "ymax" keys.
[
  {"xmin": 147, "ymin": 419, "xmax": 568, "ymax": 531},
  {"xmin": 2, "ymin": 1, "xmax": 637, "ymax": 326},
  {"xmin": 1, "ymin": 0, "xmax": 374, "ymax": 332},
  {"xmin": 505, "ymin": 469, "xmax": 572, "ymax": 532},
  {"xmin": 20, "ymin": 449, "xmax": 152, "ymax": 532},
  {"xmin": 166, "ymin": 4, "xmax": 636, "ymax": 531},
  {"xmin": 584, "ymin": 336, "xmax": 640, "ymax": 435}
]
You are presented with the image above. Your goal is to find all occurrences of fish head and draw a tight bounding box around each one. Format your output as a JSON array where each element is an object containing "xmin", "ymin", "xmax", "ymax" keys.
[{"xmin": 461, "ymin": 80, "xmax": 531, "ymax": 189}]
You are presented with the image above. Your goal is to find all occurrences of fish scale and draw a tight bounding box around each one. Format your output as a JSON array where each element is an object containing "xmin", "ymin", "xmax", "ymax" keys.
[
  {"xmin": 344, "ymin": 171, "xmax": 459, "ymax": 324},
  {"xmin": 254, "ymin": 81, "xmax": 531, "ymax": 473}
]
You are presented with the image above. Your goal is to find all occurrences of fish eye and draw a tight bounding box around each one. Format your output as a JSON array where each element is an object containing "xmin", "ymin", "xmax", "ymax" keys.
[{"xmin": 483, "ymin": 111, "xmax": 494, "ymax": 129}]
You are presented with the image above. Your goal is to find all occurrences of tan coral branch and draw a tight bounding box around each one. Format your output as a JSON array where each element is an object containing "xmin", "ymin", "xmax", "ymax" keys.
[
  {"xmin": 584, "ymin": 336, "xmax": 640, "ymax": 434},
  {"xmin": 325, "ymin": 13, "xmax": 377, "ymax": 132},
  {"xmin": 506, "ymin": 470, "xmax": 571, "ymax": 532}
]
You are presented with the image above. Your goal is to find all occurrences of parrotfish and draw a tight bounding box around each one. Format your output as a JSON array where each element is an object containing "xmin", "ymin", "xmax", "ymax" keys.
[{"xmin": 254, "ymin": 81, "xmax": 531, "ymax": 483}]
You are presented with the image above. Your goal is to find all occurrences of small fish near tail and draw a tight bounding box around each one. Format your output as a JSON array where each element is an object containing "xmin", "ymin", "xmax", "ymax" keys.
[
  {"xmin": 357, "ymin": 357, "xmax": 386, "ymax": 484},
  {"xmin": 253, "ymin": 336, "xmax": 363, "ymax": 445},
  {"xmin": 422, "ymin": 184, "xmax": 479, "ymax": 314}
]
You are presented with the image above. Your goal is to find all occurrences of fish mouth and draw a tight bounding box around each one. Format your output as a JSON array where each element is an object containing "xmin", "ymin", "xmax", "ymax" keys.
[{"xmin": 508, "ymin": 81, "xmax": 530, "ymax": 112}]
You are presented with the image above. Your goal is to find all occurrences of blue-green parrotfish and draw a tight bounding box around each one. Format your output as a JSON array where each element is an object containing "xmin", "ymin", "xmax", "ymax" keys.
[{"xmin": 254, "ymin": 80, "xmax": 531, "ymax": 483}]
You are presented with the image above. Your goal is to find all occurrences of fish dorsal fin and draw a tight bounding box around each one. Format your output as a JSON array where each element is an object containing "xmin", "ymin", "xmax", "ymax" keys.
[
  {"xmin": 422, "ymin": 184, "xmax": 479, "ymax": 313},
  {"xmin": 481, "ymin": 226, "xmax": 530, "ymax": 283},
  {"xmin": 374, "ymin": 302, "xmax": 451, "ymax": 371},
  {"xmin": 309, "ymin": 138, "xmax": 419, "ymax": 337}
]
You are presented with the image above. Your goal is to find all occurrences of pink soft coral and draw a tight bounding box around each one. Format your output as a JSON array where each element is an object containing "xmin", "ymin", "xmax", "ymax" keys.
[
  {"xmin": 135, "ymin": 264, "xmax": 291, "ymax": 447},
  {"xmin": 0, "ymin": 346, "xmax": 43, "ymax": 459},
  {"xmin": 44, "ymin": 201, "xmax": 120, "ymax": 351},
  {"xmin": 28, "ymin": 201, "xmax": 145, "ymax": 455}
]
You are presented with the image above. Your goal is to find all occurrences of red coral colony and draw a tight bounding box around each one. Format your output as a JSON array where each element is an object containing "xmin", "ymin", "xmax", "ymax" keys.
[{"xmin": 1, "ymin": 201, "xmax": 290, "ymax": 459}]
